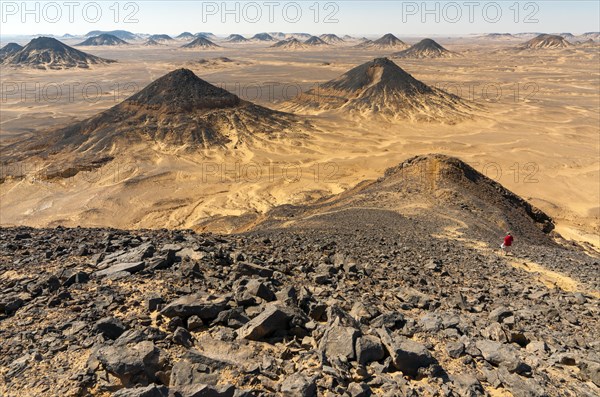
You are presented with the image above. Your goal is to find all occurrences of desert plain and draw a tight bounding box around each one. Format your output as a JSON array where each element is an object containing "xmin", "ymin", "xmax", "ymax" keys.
[{"xmin": 0, "ymin": 36, "xmax": 598, "ymax": 249}]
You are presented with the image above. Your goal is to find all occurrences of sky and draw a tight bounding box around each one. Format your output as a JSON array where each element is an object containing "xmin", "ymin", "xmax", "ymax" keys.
[{"xmin": 1, "ymin": 1, "xmax": 599, "ymax": 37}]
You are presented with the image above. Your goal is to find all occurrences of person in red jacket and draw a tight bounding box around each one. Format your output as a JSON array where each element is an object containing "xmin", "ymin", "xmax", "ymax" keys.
[{"xmin": 501, "ymin": 232, "xmax": 514, "ymax": 255}]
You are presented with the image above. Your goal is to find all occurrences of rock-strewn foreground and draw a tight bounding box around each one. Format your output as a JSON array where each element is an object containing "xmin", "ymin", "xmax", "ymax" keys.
[
  {"xmin": 1, "ymin": 155, "xmax": 599, "ymax": 396},
  {"xmin": 1, "ymin": 224, "xmax": 599, "ymax": 396}
]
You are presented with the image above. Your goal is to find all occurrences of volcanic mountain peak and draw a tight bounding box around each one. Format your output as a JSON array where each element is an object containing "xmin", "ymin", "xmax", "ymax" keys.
[
  {"xmin": 143, "ymin": 39, "xmax": 162, "ymax": 46},
  {"xmin": 380, "ymin": 154, "xmax": 555, "ymax": 234},
  {"xmin": 319, "ymin": 34, "xmax": 345, "ymax": 44},
  {"xmin": 226, "ymin": 34, "xmax": 249, "ymax": 42},
  {"xmin": 285, "ymin": 57, "xmax": 474, "ymax": 122},
  {"xmin": 86, "ymin": 30, "xmax": 137, "ymax": 40},
  {"xmin": 262, "ymin": 154, "xmax": 554, "ymax": 243},
  {"xmin": 356, "ymin": 33, "xmax": 408, "ymax": 49},
  {"xmin": 77, "ymin": 34, "xmax": 129, "ymax": 46},
  {"xmin": 2, "ymin": 36, "xmax": 115, "ymax": 69},
  {"xmin": 414, "ymin": 38, "xmax": 443, "ymax": 49},
  {"xmin": 195, "ymin": 32, "xmax": 216, "ymax": 39},
  {"xmin": 392, "ymin": 38, "xmax": 456, "ymax": 59},
  {"xmin": 251, "ymin": 33, "xmax": 275, "ymax": 41},
  {"xmin": 521, "ymin": 34, "xmax": 572, "ymax": 49},
  {"xmin": 270, "ymin": 38, "xmax": 307, "ymax": 49},
  {"xmin": 21, "ymin": 36, "xmax": 69, "ymax": 50},
  {"xmin": 4, "ymin": 68, "xmax": 306, "ymax": 159},
  {"xmin": 124, "ymin": 68, "xmax": 239, "ymax": 111},
  {"xmin": 304, "ymin": 36, "xmax": 329, "ymax": 46},
  {"xmin": 182, "ymin": 37, "xmax": 220, "ymax": 48},
  {"xmin": 0, "ymin": 42, "xmax": 23, "ymax": 60},
  {"xmin": 375, "ymin": 33, "xmax": 402, "ymax": 44},
  {"xmin": 176, "ymin": 32, "xmax": 195, "ymax": 39},
  {"xmin": 322, "ymin": 57, "xmax": 431, "ymax": 94},
  {"xmin": 149, "ymin": 34, "xmax": 174, "ymax": 41}
]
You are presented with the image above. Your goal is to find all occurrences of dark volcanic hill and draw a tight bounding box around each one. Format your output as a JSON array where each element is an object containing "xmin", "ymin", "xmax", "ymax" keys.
[
  {"xmin": 576, "ymin": 39, "xmax": 598, "ymax": 47},
  {"xmin": 3, "ymin": 69, "xmax": 307, "ymax": 161},
  {"xmin": 286, "ymin": 57, "xmax": 473, "ymax": 122},
  {"xmin": 319, "ymin": 34, "xmax": 345, "ymax": 44},
  {"xmin": 85, "ymin": 30, "xmax": 137, "ymax": 40},
  {"xmin": 251, "ymin": 33, "xmax": 275, "ymax": 41},
  {"xmin": 270, "ymin": 38, "xmax": 307, "ymax": 49},
  {"xmin": 304, "ymin": 36, "xmax": 329, "ymax": 46},
  {"xmin": 357, "ymin": 33, "xmax": 408, "ymax": 49},
  {"xmin": 149, "ymin": 34, "xmax": 174, "ymax": 43},
  {"xmin": 269, "ymin": 32, "xmax": 286, "ymax": 40},
  {"xmin": 143, "ymin": 38, "xmax": 163, "ymax": 46},
  {"xmin": 392, "ymin": 39, "xmax": 456, "ymax": 59},
  {"xmin": 257, "ymin": 154, "xmax": 554, "ymax": 243},
  {"xmin": 176, "ymin": 32, "xmax": 196, "ymax": 40},
  {"xmin": 77, "ymin": 34, "xmax": 129, "ymax": 46},
  {"xmin": 485, "ymin": 33, "xmax": 516, "ymax": 40},
  {"xmin": 196, "ymin": 32, "xmax": 216, "ymax": 39},
  {"xmin": 1, "ymin": 37, "xmax": 115, "ymax": 69},
  {"xmin": 558, "ymin": 33, "xmax": 576, "ymax": 40},
  {"xmin": 0, "ymin": 42, "xmax": 23, "ymax": 60},
  {"xmin": 226, "ymin": 34, "xmax": 249, "ymax": 43},
  {"xmin": 182, "ymin": 37, "xmax": 220, "ymax": 49},
  {"xmin": 520, "ymin": 34, "xmax": 572, "ymax": 49},
  {"xmin": 374, "ymin": 33, "xmax": 406, "ymax": 46},
  {"xmin": 289, "ymin": 33, "xmax": 312, "ymax": 40},
  {"xmin": 580, "ymin": 32, "xmax": 600, "ymax": 40}
]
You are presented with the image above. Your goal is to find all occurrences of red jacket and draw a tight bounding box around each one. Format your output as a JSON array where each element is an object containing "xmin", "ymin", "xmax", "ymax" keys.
[{"xmin": 504, "ymin": 235, "xmax": 513, "ymax": 246}]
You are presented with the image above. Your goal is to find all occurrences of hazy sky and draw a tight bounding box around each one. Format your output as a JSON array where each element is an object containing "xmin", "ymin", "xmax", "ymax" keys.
[{"xmin": 2, "ymin": 0, "xmax": 599, "ymax": 36}]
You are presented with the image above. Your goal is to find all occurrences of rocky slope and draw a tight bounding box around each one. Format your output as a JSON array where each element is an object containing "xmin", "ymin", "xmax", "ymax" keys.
[
  {"xmin": 1, "ymin": 156, "xmax": 599, "ymax": 397},
  {"xmin": 253, "ymin": 155, "xmax": 555, "ymax": 243}
]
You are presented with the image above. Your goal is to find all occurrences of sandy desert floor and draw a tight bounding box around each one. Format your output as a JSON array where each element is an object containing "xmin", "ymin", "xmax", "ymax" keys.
[{"xmin": 1, "ymin": 37, "xmax": 598, "ymax": 247}]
